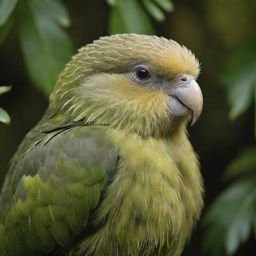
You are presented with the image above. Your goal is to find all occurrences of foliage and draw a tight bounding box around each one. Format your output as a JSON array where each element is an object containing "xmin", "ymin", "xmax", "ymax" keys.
[
  {"xmin": 0, "ymin": 0, "xmax": 17, "ymax": 26},
  {"xmin": 0, "ymin": 86, "xmax": 11, "ymax": 124},
  {"xmin": 108, "ymin": 0, "xmax": 154, "ymax": 35},
  {"xmin": 0, "ymin": 0, "xmax": 74, "ymax": 96},
  {"xmin": 221, "ymin": 38, "xmax": 256, "ymax": 137},
  {"xmin": 107, "ymin": 0, "xmax": 173, "ymax": 34},
  {"xmin": 203, "ymin": 37, "xmax": 256, "ymax": 255},
  {"xmin": 203, "ymin": 172, "xmax": 256, "ymax": 255},
  {"xmin": 224, "ymin": 147, "xmax": 256, "ymax": 180},
  {"xmin": 142, "ymin": 0, "xmax": 174, "ymax": 22}
]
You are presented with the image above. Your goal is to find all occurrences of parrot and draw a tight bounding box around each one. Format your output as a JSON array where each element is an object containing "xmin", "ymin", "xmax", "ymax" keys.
[{"xmin": 0, "ymin": 34, "xmax": 204, "ymax": 256}]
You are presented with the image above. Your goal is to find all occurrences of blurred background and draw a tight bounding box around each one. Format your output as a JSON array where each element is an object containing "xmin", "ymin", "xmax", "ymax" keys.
[{"xmin": 0, "ymin": 0, "xmax": 255, "ymax": 255}]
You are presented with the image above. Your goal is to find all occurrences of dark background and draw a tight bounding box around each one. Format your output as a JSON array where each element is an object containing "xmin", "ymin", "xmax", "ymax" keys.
[{"xmin": 0, "ymin": 0, "xmax": 255, "ymax": 255}]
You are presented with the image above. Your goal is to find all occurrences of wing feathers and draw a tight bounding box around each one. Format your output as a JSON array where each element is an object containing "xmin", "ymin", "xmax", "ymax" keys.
[{"xmin": 0, "ymin": 126, "xmax": 117, "ymax": 255}]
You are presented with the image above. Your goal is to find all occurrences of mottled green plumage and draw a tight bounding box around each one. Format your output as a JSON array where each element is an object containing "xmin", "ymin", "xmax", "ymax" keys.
[
  {"xmin": 0, "ymin": 34, "xmax": 203, "ymax": 256},
  {"xmin": 0, "ymin": 126, "xmax": 117, "ymax": 255}
]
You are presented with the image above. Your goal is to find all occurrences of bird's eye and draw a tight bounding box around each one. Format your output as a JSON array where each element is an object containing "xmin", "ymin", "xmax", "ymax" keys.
[{"xmin": 134, "ymin": 66, "xmax": 151, "ymax": 81}]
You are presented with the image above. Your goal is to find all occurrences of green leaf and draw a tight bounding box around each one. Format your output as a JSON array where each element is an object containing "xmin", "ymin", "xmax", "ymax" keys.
[
  {"xmin": 35, "ymin": 0, "xmax": 71, "ymax": 27},
  {"xmin": 0, "ymin": 0, "xmax": 17, "ymax": 26},
  {"xmin": 0, "ymin": 86, "xmax": 11, "ymax": 95},
  {"xmin": 19, "ymin": 0, "xmax": 74, "ymax": 96},
  {"xmin": 109, "ymin": 0, "xmax": 154, "ymax": 35},
  {"xmin": 226, "ymin": 209, "xmax": 252, "ymax": 254},
  {"xmin": 142, "ymin": 0, "xmax": 165, "ymax": 22},
  {"xmin": 106, "ymin": 0, "xmax": 117, "ymax": 6},
  {"xmin": 225, "ymin": 147, "xmax": 256, "ymax": 180},
  {"xmin": 0, "ymin": 107, "xmax": 10, "ymax": 124},
  {"xmin": 227, "ymin": 67, "xmax": 256, "ymax": 120},
  {"xmin": 222, "ymin": 43, "xmax": 256, "ymax": 121},
  {"xmin": 225, "ymin": 182, "xmax": 256, "ymax": 254},
  {"xmin": 153, "ymin": 0, "xmax": 174, "ymax": 12},
  {"xmin": 203, "ymin": 176, "xmax": 256, "ymax": 255},
  {"xmin": 221, "ymin": 39, "xmax": 256, "ymax": 138},
  {"xmin": 0, "ymin": 17, "xmax": 12, "ymax": 45}
]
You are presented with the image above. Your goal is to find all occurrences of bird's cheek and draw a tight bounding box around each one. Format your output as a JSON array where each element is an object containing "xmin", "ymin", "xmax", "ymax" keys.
[{"xmin": 168, "ymin": 97, "xmax": 191, "ymax": 118}]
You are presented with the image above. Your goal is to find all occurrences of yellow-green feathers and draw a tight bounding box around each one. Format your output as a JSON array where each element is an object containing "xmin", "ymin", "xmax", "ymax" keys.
[{"xmin": 79, "ymin": 129, "xmax": 203, "ymax": 256}]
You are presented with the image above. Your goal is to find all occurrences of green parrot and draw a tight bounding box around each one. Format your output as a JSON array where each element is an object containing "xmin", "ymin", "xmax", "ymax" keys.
[{"xmin": 0, "ymin": 34, "xmax": 204, "ymax": 256}]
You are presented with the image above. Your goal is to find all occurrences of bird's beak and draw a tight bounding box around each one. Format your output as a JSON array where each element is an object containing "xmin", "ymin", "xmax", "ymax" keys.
[{"xmin": 171, "ymin": 74, "xmax": 203, "ymax": 125}]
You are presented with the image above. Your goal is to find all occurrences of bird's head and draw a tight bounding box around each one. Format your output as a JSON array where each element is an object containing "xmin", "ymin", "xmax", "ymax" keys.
[{"xmin": 50, "ymin": 34, "xmax": 203, "ymax": 137}]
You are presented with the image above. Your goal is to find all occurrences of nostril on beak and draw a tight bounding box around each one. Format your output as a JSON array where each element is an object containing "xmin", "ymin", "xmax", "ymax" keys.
[{"xmin": 180, "ymin": 74, "xmax": 188, "ymax": 82}]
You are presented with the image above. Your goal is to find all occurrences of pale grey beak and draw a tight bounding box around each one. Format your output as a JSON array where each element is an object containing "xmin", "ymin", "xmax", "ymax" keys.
[{"xmin": 171, "ymin": 75, "xmax": 203, "ymax": 125}]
